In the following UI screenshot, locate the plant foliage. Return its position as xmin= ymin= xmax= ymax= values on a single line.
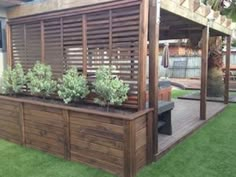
xmin=26 ymin=62 xmax=57 ymax=98
xmin=58 ymin=67 xmax=89 ymax=104
xmin=1 ymin=63 xmax=26 ymax=95
xmin=93 ymin=66 xmax=129 ymax=110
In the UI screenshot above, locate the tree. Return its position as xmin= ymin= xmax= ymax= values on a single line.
xmin=201 ymin=0 xmax=236 ymax=97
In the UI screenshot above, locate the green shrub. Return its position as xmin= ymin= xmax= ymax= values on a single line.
xmin=26 ymin=62 xmax=57 ymax=98
xmin=58 ymin=67 xmax=89 ymax=104
xmin=93 ymin=66 xmax=129 ymax=111
xmin=1 ymin=63 xmax=26 ymax=95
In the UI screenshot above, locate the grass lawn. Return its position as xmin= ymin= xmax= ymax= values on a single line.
xmin=171 ymin=89 xmax=196 ymax=99
xmin=1 ymin=104 xmax=236 ymax=177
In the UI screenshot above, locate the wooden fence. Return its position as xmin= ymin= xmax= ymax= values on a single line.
xmin=0 ymin=95 xmax=153 ymax=177
xmin=7 ymin=0 xmax=149 ymax=109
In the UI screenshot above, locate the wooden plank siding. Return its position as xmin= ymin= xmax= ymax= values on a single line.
xmin=0 ymin=95 xmax=153 ymax=177
xmin=0 ymin=99 xmax=22 ymax=144
xmin=8 ymin=0 xmax=147 ymax=109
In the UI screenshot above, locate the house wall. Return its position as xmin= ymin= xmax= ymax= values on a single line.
xmin=0 ymin=8 xmax=7 ymax=91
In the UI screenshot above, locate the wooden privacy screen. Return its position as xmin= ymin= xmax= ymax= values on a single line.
xmin=8 ymin=0 xmax=148 ymax=109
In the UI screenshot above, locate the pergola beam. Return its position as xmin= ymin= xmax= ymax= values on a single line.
xmin=224 ymin=36 xmax=231 ymax=104
xmin=200 ymin=26 xmax=209 ymax=120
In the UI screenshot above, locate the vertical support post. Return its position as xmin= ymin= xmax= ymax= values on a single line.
xmin=224 ymin=36 xmax=231 ymax=104
xmin=146 ymin=111 xmax=153 ymax=164
xmin=109 ymin=10 xmax=112 ymax=65
xmin=41 ymin=21 xmax=45 ymax=63
xmin=124 ymin=120 xmax=136 ymax=177
xmin=19 ymin=103 xmax=25 ymax=146
xmin=138 ymin=0 xmax=149 ymax=110
xmin=82 ymin=15 xmax=87 ymax=76
xmin=6 ymin=23 xmax=12 ymax=68
xmin=200 ymin=26 xmax=209 ymax=120
xmin=63 ymin=110 xmax=71 ymax=160
xmin=148 ymin=0 xmax=160 ymax=156
xmin=23 ymin=24 xmax=27 ymax=65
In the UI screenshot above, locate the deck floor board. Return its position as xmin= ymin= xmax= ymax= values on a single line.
xmin=158 ymin=99 xmax=226 ymax=155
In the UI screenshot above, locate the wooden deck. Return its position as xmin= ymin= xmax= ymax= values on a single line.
xmin=157 ymin=99 xmax=226 ymax=158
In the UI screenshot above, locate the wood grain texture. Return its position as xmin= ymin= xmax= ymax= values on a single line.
xmin=148 ymin=0 xmax=160 ymax=155
xmin=224 ymin=36 xmax=231 ymax=104
xmin=0 ymin=95 xmax=153 ymax=177
xmin=200 ymin=26 xmax=209 ymax=120
xmin=0 ymin=99 xmax=22 ymax=144
xmin=138 ymin=0 xmax=149 ymax=110
xmin=9 ymin=1 xmax=142 ymax=108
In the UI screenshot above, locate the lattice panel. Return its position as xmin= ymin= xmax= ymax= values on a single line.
xmin=44 ymin=19 xmax=64 ymax=77
xmin=111 ymin=6 xmax=140 ymax=95
xmin=63 ymin=15 xmax=83 ymax=72
xmin=10 ymin=1 xmax=142 ymax=108
xmin=86 ymin=11 xmax=110 ymax=81
xmin=11 ymin=24 xmax=26 ymax=69
xmin=25 ymin=22 xmax=41 ymax=70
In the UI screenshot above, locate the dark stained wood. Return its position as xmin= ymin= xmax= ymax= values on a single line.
xmin=41 ymin=21 xmax=45 ymax=63
xmin=10 ymin=2 xmax=142 ymax=108
xmin=200 ymin=26 xmax=209 ymax=120
xmin=146 ymin=111 xmax=153 ymax=164
xmin=0 ymin=99 xmax=21 ymax=144
xmin=6 ymin=23 xmax=13 ymax=67
xmin=19 ymin=103 xmax=25 ymax=145
xmin=63 ymin=110 xmax=71 ymax=160
xmin=138 ymin=0 xmax=149 ymax=110
xmin=0 ymin=95 xmax=153 ymax=177
xmin=124 ymin=120 xmax=136 ymax=177
xmin=82 ymin=14 xmax=87 ymax=76
xmin=157 ymin=99 xmax=226 ymax=158
xmin=224 ymin=36 xmax=231 ymax=104
xmin=8 ymin=0 xmax=140 ymax=24
xmin=148 ymin=0 xmax=160 ymax=156
xmin=109 ymin=9 xmax=112 ymax=64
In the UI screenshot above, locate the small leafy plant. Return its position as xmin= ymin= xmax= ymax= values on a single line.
xmin=93 ymin=66 xmax=129 ymax=111
xmin=58 ymin=67 xmax=89 ymax=104
xmin=1 ymin=63 xmax=26 ymax=96
xmin=26 ymin=61 xmax=57 ymax=98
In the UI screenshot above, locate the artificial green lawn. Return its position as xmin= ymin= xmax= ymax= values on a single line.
xmin=171 ymin=89 xmax=196 ymax=99
xmin=1 ymin=104 xmax=236 ymax=177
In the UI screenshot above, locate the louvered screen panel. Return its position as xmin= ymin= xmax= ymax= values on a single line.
xmin=111 ymin=6 xmax=140 ymax=99
xmin=11 ymin=24 xmax=26 ymax=69
xmin=25 ymin=22 xmax=41 ymax=70
xmin=86 ymin=11 xmax=110 ymax=81
xmin=44 ymin=19 xmax=64 ymax=77
xmin=10 ymin=1 xmax=142 ymax=108
xmin=63 ymin=15 xmax=83 ymax=72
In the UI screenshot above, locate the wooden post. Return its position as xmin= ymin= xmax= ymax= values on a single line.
xmin=148 ymin=0 xmax=160 ymax=156
xmin=63 ymin=110 xmax=71 ymax=160
xmin=19 ymin=103 xmax=25 ymax=146
xmin=124 ymin=120 xmax=136 ymax=177
xmin=82 ymin=15 xmax=88 ymax=76
xmin=146 ymin=111 xmax=153 ymax=164
xmin=109 ymin=10 xmax=112 ymax=65
xmin=138 ymin=0 xmax=149 ymax=110
xmin=41 ymin=21 xmax=45 ymax=63
xmin=200 ymin=26 xmax=209 ymax=120
xmin=224 ymin=36 xmax=231 ymax=104
xmin=6 ymin=23 xmax=12 ymax=68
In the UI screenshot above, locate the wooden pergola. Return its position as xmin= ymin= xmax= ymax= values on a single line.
xmin=5 ymin=0 xmax=233 ymax=173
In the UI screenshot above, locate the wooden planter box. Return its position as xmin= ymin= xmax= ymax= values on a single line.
xmin=0 ymin=96 xmax=154 ymax=177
